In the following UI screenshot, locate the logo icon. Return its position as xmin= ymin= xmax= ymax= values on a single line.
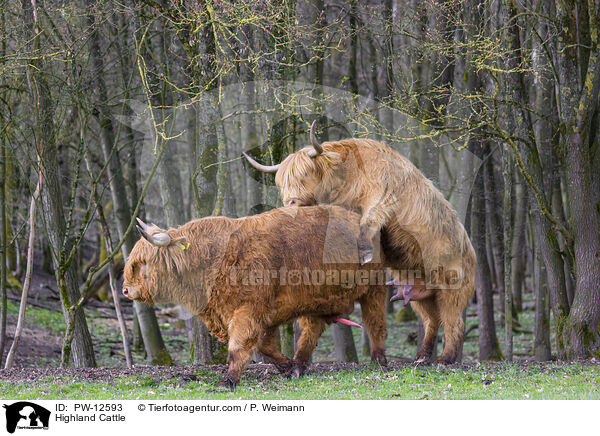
xmin=3 ymin=402 xmax=50 ymax=434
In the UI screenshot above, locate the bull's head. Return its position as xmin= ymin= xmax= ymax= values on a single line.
xmin=122 ymin=254 xmax=155 ymax=304
xmin=122 ymin=218 xmax=173 ymax=303
xmin=243 ymin=120 xmax=341 ymax=207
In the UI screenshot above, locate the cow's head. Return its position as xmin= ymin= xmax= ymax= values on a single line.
xmin=122 ymin=257 xmax=155 ymax=304
xmin=243 ymin=121 xmax=342 ymax=207
xmin=122 ymin=219 xmax=174 ymax=304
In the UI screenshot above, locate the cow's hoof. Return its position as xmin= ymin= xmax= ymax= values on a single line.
xmin=359 ymin=249 xmax=374 ymax=265
xmin=436 ymin=356 xmax=456 ymax=365
xmin=292 ymin=362 xmax=308 ymax=378
xmin=276 ymin=361 xmax=295 ymax=378
xmin=215 ymin=377 xmax=237 ymax=391
xmin=292 ymin=367 xmax=306 ymax=378
xmin=413 ymin=354 xmax=433 ymax=365
xmin=357 ymin=237 xmax=374 ymax=265
xmin=371 ymin=351 xmax=388 ymax=367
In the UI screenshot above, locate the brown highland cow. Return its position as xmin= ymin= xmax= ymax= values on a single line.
xmin=122 ymin=205 xmax=387 ymax=389
xmin=243 ymin=121 xmax=476 ymax=364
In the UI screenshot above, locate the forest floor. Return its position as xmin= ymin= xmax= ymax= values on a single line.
xmin=0 ymin=361 xmax=599 ymax=400
xmin=0 ymin=266 xmax=599 ymax=399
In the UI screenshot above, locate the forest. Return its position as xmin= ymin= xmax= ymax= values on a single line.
xmin=0 ymin=0 xmax=599 ymax=399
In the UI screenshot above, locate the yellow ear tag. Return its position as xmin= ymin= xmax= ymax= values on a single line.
xmin=178 ymin=242 xmax=190 ymax=251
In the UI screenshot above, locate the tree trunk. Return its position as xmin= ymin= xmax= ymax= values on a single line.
xmin=4 ymin=169 xmax=40 ymax=369
xmin=483 ymin=154 xmax=505 ymax=314
xmin=23 ymin=0 xmax=96 ymax=368
xmin=532 ymin=223 xmax=551 ymax=361
xmin=165 ymin=105 xmax=208 ymax=365
xmin=115 ymin=11 xmax=144 ymax=350
xmin=555 ymin=2 xmax=600 ymax=358
xmin=529 ymin=5 xmax=570 ymax=357
xmin=0 ymin=82 xmax=6 ymax=366
xmin=561 ymin=127 xmax=600 ymax=358
xmin=0 ymin=6 xmax=6 ymax=361
xmin=307 ymin=0 xmax=357 ymax=361
xmin=239 ymin=67 xmax=262 ymax=214
xmin=280 ymin=323 xmax=295 ymax=358
xmin=87 ymin=3 xmax=171 ymax=365
xmin=511 ymin=176 xmax=527 ymax=312
xmin=331 ymin=324 xmax=359 ymax=363
xmin=361 ymin=328 xmax=371 ymax=357
xmin=41 ymin=150 xmax=97 ymax=368
xmin=471 ymin=156 xmax=502 ymax=361
xmin=502 ymin=149 xmax=513 ymax=361
xmin=502 ymin=0 xmax=572 ymax=357
xmin=93 ymin=198 xmax=133 ymax=367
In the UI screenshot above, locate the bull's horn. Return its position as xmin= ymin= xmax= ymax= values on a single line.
xmin=136 ymin=217 xmax=150 ymax=231
xmin=136 ymin=217 xmax=171 ymax=247
xmin=242 ymin=152 xmax=280 ymax=173
xmin=137 ymin=227 xmax=171 ymax=247
xmin=308 ymin=120 xmax=323 ymax=157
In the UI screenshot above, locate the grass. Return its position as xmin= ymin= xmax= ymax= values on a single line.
xmin=2 ymin=289 xmax=598 ymax=400
xmin=0 ymin=363 xmax=598 ymax=400
xmin=5 ymin=299 xmax=65 ymax=334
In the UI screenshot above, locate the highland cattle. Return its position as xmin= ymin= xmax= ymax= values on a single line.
xmin=243 ymin=121 xmax=476 ymax=363
xmin=122 ymin=206 xmax=387 ymax=389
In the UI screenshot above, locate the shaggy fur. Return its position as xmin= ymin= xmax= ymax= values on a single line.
xmin=122 ymin=205 xmax=387 ymax=389
xmin=273 ymin=138 xmax=476 ymax=363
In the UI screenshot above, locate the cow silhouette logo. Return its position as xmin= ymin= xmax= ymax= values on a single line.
xmin=2 ymin=402 xmax=50 ymax=433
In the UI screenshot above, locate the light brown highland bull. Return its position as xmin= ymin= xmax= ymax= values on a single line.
xmin=243 ymin=122 xmax=476 ymax=364
xmin=122 ymin=206 xmax=387 ymax=389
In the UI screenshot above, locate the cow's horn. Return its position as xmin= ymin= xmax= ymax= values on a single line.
xmin=136 ymin=217 xmax=171 ymax=247
xmin=308 ymin=120 xmax=323 ymax=157
xmin=242 ymin=152 xmax=280 ymax=173
xmin=136 ymin=217 xmax=150 ymax=231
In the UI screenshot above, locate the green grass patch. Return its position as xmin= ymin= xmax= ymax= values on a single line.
xmin=6 ymin=300 xmax=65 ymax=334
xmin=4 ymin=287 xmax=597 ymax=401
xmin=1 ymin=363 xmax=598 ymax=400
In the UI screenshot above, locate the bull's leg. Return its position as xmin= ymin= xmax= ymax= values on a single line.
xmin=293 ymin=316 xmax=327 ymax=377
xmin=358 ymin=202 xmax=388 ymax=264
xmin=411 ymin=298 xmax=440 ymax=363
xmin=257 ymin=327 xmax=294 ymax=376
xmin=437 ymin=289 xmax=467 ymax=364
xmin=358 ymin=226 xmax=377 ymax=265
xmin=358 ymin=290 xmax=387 ymax=366
xmin=216 ymin=307 xmax=261 ymax=390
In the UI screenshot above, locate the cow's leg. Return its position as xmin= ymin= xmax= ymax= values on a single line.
xmin=411 ymin=298 xmax=440 ymax=363
xmin=293 ymin=316 xmax=326 ymax=377
xmin=437 ymin=289 xmax=467 ymax=364
xmin=216 ymin=307 xmax=261 ymax=390
xmin=358 ymin=202 xmax=388 ymax=264
xmin=358 ymin=290 xmax=387 ymax=366
xmin=257 ymin=327 xmax=294 ymax=376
